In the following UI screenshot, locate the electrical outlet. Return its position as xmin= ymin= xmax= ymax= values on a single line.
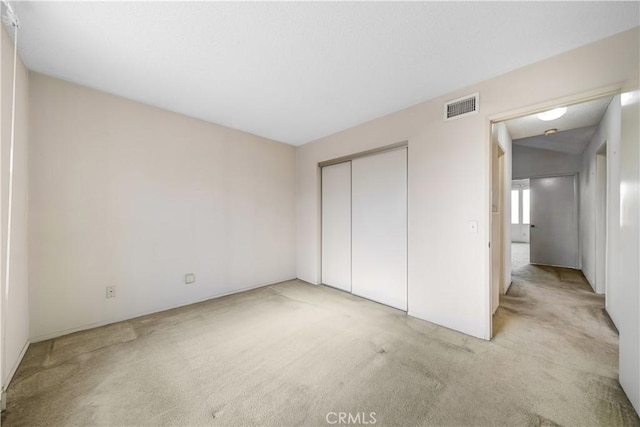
xmin=106 ymin=286 xmax=116 ymax=298
xmin=185 ymin=273 xmax=195 ymax=284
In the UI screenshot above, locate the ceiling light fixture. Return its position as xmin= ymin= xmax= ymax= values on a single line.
xmin=621 ymin=91 xmax=639 ymax=106
xmin=537 ymin=107 xmax=567 ymax=121
xmin=544 ymin=128 xmax=558 ymax=136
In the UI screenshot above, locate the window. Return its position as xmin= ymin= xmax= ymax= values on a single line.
xmin=511 ymin=185 xmax=531 ymax=225
xmin=511 ymin=190 xmax=519 ymax=224
xmin=522 ymin=189 xmax=530 ymax=224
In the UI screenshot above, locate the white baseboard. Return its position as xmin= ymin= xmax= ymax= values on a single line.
xmin=2 ymin=338 xmax=30 ymax=406
xmin=504 ymin=280 xmax=512 ymax=293
xmin=31 ymin=277 xmax=297 ymax=343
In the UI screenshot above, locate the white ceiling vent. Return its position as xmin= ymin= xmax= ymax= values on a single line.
xmin=444 ymin=93 xmax=479 ymax=121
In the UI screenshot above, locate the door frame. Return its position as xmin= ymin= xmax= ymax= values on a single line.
xmin=595 ymin=142 xmax=608 ymax=295
xmin=485 ymin=85 xmax=621 ymax=339
xmin=490 ymin=139 xmax=505 ymax=315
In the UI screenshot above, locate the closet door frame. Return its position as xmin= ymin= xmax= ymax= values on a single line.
xmin=319 ymin=141 xmax=408 ymax=311
xmin=318 ymin=141 xmax=408 ymax=169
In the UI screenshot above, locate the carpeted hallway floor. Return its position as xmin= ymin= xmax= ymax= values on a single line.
xmin=3 ymin=266 xmax=639 ymax=426
xmin=511 ymin=242 xmax=530 ymax=271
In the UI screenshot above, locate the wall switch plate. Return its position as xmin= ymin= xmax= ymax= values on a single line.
xmin=468 ymin=221 xmax=478 ymax=233
xmin=106 ymin=286 xmax=116 ymax=298
xmin=185 ymin=273 xmax=196 ymax=284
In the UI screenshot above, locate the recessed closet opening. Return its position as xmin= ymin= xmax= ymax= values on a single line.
xmin=320 ymin=143 xmax=408 ymax=311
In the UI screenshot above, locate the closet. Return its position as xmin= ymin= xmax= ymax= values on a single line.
xmin=321 ymin=146 xmax=407 ymax=311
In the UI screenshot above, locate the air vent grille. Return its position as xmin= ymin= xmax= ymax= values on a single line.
xmin=444 ymin=93 xmax=479 ymax=121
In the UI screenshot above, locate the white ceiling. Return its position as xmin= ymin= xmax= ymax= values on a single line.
xmin=507 ymin=96 xmax=613 ymax=155
xmin=9 ymin=2 xmax=640 ymax=146
xmin=511 ymin=126 xmax=598 ymax=155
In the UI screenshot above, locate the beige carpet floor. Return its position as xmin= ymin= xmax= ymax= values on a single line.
xmin=511 ymin=242 xmax=530 ymax=271
xmin=3 ymin=266 xmax=639 ymax=426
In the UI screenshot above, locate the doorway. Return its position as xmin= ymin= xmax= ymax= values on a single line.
xmin=529 ymin=174 xmax=579 ymax=268
xmin=595 ymin=143 xmax=607 ymax=294
xmin=489 ymin=93 xmax=617 ymax=330
xmin=491 ymin=140 xmax=505 ymax=314
xmin=510 ymin=175 xmax=579 ymax=270
xmin=510 ymin=179 xmax=530 ymax=270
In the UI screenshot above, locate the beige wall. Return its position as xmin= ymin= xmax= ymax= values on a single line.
xmin=618 ymin=79 xmax=640 ymax=414
xmin=1 ymin=25 xmax=29 ymax=389
xmin=296 ymin=27 xmax=640 ymax=340
xmin=579 ymin=96 xmax=621 ymax=295
xmin=28 ymin=73 xmax=296 ymax=341
xmin=512 ymin=145 xmax=582 ymax=179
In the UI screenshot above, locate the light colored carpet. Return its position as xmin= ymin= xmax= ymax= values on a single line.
xmin=3 ymin=271 xmax=639 ymax=426
xmin=511 ymin=242 xmax=530 ymax=271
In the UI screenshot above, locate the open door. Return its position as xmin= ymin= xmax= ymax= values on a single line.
xmin=530 ymin=175 xmax=579 ymax=268
xmin=491 ymin=142 xmax=505 ymax=314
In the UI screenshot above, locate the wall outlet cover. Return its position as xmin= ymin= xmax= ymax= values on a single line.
xmin=185 ymin=273 xmax=196 ymax=284
xmin=106 ymin=286 xmax=116 ymax=298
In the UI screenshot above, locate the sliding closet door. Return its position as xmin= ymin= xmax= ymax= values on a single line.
xmin=352 ymin=148 xmax=407 ymax=310
xmin=321 ymin=161 xmax=352 ymax=292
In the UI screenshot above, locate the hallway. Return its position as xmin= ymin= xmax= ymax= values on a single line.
xmin=494 ymin=258 xmax=639 ymax=425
